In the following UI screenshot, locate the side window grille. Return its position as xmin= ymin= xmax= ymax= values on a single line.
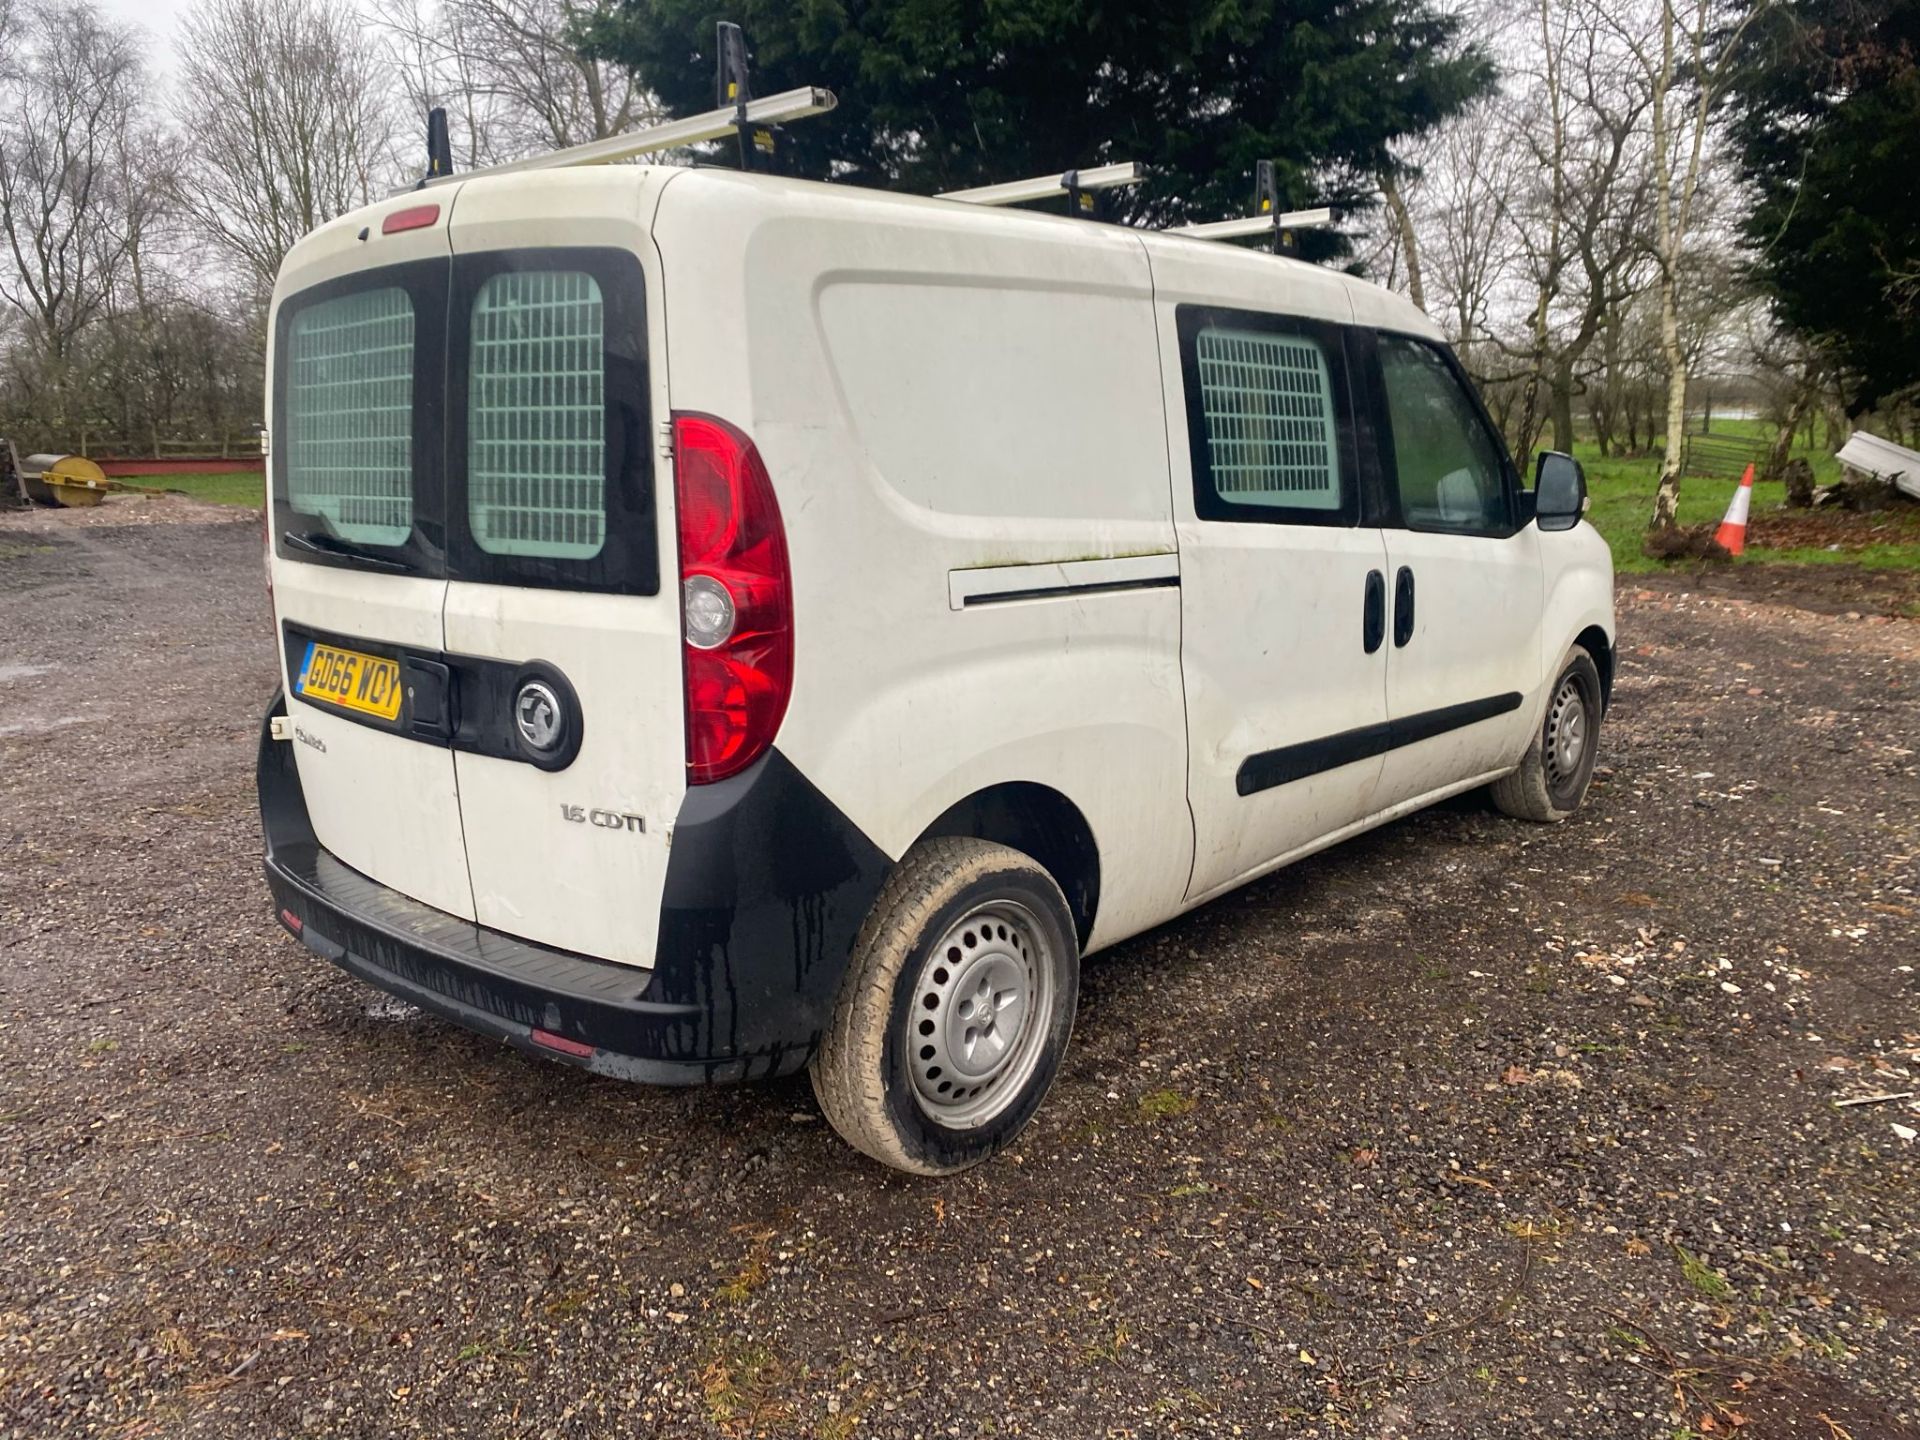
xmin=468 ymin=270 xmax=606 ymax=558
xmin=286 ymin=287 xmax=414 ymax=545
xmin=1195 ymin=327 xmax=1340 ymax=510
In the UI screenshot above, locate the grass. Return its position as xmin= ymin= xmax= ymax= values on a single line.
xmin=1137 ymin=1088 xmax=1196 ymax=1120
xmin=137 ymin=470 xmax=264 ymax=507
xmin=1674 ymin=1242 xmax=1732 ymax=1299
xmin=1575 ymin=416 xmax=1920 ymax=574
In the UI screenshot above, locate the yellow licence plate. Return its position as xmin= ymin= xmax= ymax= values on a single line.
xmin=297 ymin=641 xmax=403 ymax=721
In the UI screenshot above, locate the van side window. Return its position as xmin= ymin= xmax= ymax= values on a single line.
xmin=1376 ymin=335 xmax=1511 ymax=535
xmin=1177 ymin=307 xmax=1356 ymax=525
xmin=468 ymin=270 xmax=606 ymax=559
xmin=285 ymin=286 xmax=415 ymax=546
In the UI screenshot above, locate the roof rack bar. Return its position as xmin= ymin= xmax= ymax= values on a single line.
xmin=938 ymin=161 xmax=1144 ymax=208
xmin=1173 ymin=207 xmax=1334 ymax=240
xmin=399 ymin=85 xmax=838 ymax=194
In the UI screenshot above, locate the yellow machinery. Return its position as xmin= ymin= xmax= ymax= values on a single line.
xmin=21 ymin=453 xmax=110 ymax=507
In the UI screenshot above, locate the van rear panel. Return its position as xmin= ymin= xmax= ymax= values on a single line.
xmin=266 ymin=172 xmax=683 ymax=967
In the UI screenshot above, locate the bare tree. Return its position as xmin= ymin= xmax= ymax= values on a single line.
xmin=0 ymin=0 xmax=143 ymax=434
xmin=173 ymin=0 xmax=396 ymax=295
xmin=1599 ymin=0 xmax=1759 ymax=529
xmin=1412 ymin=101 xmax=1525 ymax=359
xmin=87 ymin=112 xmax=189 ymax=453
xmin=376 ymin=0 xmax=652 ymax=167
xmin=1488 ymin=0 xmax=1656 ymax=459
xmin=1377 ymin=161 xmax=1428 ymax=314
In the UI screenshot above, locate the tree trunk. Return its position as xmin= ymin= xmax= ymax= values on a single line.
xmin=1764 ymin=385 xmax=1815 ymax=484
xmin=1550 ymin=359 xmax=1576 ymax=453
xmin=1650 ymin=277 xmax=1688 ymax=530
xmin=1380 ymin=169 xmax=1426 ymax=315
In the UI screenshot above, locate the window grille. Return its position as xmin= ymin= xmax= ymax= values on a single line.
xmin=286 ymin=287 xmax=415 ymax=545
xmin=1195 ymin=327 xmax=1339 ymax=510
xmin=468 ymin=270 xmax=606 ymax=558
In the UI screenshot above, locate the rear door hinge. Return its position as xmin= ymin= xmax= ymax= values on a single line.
xmin=270 ymin=714 xmax=293 ymax=742
xmin=656 ymin=418 xmax=674 ymax=462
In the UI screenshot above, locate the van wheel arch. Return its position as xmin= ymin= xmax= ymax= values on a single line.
xmin=916 ymin=784 xmax=1100 ymax=948
xmin=1576 ymin=624 xmax=1614 ymax=712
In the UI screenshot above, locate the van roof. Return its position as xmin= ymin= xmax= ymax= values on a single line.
xmin=284 ymin=164 xmax=1439 ymax=342
xmin=634 ymin=166 xmax=1441 ymax=341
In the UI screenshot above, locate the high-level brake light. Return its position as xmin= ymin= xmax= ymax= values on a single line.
xmin=381 ymin=204 xmax=440 ymax=235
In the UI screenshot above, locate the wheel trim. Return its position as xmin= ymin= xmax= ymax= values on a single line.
xmin=907 ymin=900 xmax=1054 ymax=1129
xmin=1542 ymin=674 xmax=1591 ymax=794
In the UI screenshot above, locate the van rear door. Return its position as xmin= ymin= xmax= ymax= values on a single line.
xmin=440 ymin=175 xmax=685 ymax=967
xmin=268 ymin=204 xmax=473 ymax=921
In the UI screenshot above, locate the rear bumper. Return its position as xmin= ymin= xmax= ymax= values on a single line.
xmin=258 ymin=694 xmax=891 ymax=1085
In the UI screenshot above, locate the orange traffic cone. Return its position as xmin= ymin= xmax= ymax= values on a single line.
xmin=1714 ymin=463 xmax=1754 ymax=556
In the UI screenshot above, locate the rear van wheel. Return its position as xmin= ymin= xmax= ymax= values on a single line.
xmin=1492 ymin=644 xmax=1604 ymax=823
xmin=810 ymin=838 xmax=1080 ymax=1175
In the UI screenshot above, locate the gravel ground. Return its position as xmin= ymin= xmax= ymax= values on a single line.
xmin=2 ymin=503 xmax=1917 ymax=1440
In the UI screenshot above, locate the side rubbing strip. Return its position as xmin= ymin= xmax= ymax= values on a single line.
xmin=1236 ymin=692 xmax=1523 ymax=797
xmin=949 ymin=553 xmax=1180 ymax=610
xmin=965 ymin=575 xmax=1179 ymax=608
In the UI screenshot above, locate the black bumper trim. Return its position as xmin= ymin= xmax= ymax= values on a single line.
xmin=257 ymin=692 xmax=894 ymax=1085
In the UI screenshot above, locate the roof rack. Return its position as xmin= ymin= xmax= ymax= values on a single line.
xmin=400 ymin=23 xmax=834 ymax=194
xmin=1170 ymin=161 xmax=1332 ymax=255
xmin=399 ymin=86 xmax=836 ymax=195
xmin=938 ymin=162 xmax=1144 ymax=218
xmin=400 ymin=40 xmax=1330 ymax=259
xmin=1173 ymin=207 xmax=1333 ymax=241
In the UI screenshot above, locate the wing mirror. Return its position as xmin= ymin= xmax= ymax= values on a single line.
xmin=1534 ymin=451 xmax=1587 ymax=532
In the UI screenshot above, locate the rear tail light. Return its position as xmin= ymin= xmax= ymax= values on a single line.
xmin=672 ymin=413 xmax=793 ymax=784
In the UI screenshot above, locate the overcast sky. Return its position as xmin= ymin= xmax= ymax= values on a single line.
xmin=96 ymin=0 xmax=192 ymax=78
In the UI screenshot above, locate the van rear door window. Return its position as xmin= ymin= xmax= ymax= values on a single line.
xmin=445 ymin=248 xmax=657 ymax=596
xmin=467 ymin=270 xmax=607 ymax=559
xmin=273 ymin=248 xmax=654 ymax=593
xmin=285 ymin=287 xmax=416 ymax=546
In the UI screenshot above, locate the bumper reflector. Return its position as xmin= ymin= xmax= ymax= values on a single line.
xmin=280 ymin=908 xmax=303 ymax=934
xmin=530 ymin=1028 xmax=595 ymax=1059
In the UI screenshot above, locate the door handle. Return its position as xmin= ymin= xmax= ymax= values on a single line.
xmin=403 ymin=657 xmax=454 ymax=742
xmin=1363 ymin=570 xmax=1385 ymax=654
xmin=1393 ymin=567 xmax=1415 ymax=648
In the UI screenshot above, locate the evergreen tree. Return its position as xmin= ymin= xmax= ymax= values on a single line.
xmin=579 ymin=0 xmax=1492 ymax=230
xmin=1724 ymin=0 xmax=1920 ymax=411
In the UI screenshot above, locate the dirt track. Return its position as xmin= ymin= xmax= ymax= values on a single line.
xmin=2 ymin=504 xmax=1917 ymax=1439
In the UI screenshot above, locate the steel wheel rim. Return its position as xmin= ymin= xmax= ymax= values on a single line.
xmin=906 ymin=900 xmax=1054 ymax=1129
xmin=1543 ymin=674 xmax=1590 ymax=791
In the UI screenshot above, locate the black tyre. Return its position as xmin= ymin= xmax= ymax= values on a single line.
xmin=810 ymin=837 xmax=1080 ymax=1175
xmin=1492 ymin=644 xmax=1604 ymax=822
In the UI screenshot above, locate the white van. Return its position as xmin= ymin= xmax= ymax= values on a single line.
xmin=258 ymin=164 xmax=1614 ymax=1174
